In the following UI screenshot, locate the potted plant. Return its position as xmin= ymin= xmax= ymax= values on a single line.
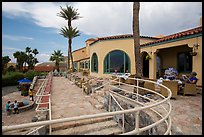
xmin=145 ymin=54 xmax=151 ymax=60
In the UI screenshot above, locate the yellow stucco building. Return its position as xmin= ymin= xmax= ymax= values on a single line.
xmin=72 ymin=18 xmax=202 ymax=86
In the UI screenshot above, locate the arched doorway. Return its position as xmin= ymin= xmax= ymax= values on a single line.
xmin=142 ymin=52 xmax=149 ymax=78
xmin=91 ymin=53 xmax=98 ymax=73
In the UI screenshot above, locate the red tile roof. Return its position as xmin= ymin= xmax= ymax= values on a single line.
xmin=90 ymin=34 xmax=159 ymax=45
xmin=141 ymin=26 xmax=202 ymax=47
xmin=72 ymin=47 xmax=86 ymax=53
xmin=34 ymin=66 xmax=54 ymax=72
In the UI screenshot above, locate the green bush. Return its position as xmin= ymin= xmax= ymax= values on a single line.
xmin=2 ymin=72 xmax=25 ymax=87
xmin=24 ymin=71 xmax=48 ymax=80
xmin=21 ymin=90 xmax=28 ymax=96
xmin=2 ymin=71 xmax=49 ymax=87
xmin=24 ymin=70 xmax=37 ymax=81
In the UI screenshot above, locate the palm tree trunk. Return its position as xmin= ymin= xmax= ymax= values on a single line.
xmin=68 ymin=38 xmax=74 ymax=71
xmin=67 ymin=40 xmax=70 ymax=70
xmin=69 ymin=39 xmax=74 ymax=71
xmin=133 ymin=2 xmax=142 ymax=78
xmin=56 ymin=61 xmax=59 ymax=72
xmin=67 ymin=18 xmax=72 ymax=71
xmin=70 ymin=48 xmax=74 ymax=71
xmin=133 ymin=2 xmax=144 ymax=93
xmin=68 ymin=21 xmax=71 ymax=29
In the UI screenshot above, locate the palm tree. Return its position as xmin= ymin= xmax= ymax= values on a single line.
xmin=60 ymin=26 xmax=80 ymax=70
xmin=133 ymin=2 xmax=144 ymax=93
xmin=2 ymin=56 xmax=11 ymax=73
xmin=32 ymin=48 xmax=39 ymax=69
xmin=57 ymin=5 xmax=81 ymax=29
xmin=133 ymin=2 xmax=143 ymax=78
xmin=13 ymin=51 xmax=27 ymax=71
xmin=57 ymin=5 xmax=81 ymax=70
xmin=25 ymin=47 xmax=39 ymax=70
xmin=32 ymin=48 xmax=39 ymax=58
xmin=25 ymin=47 xmax=32 ymax=68
xmin=50 ymin=50 xmax=65 ymax=72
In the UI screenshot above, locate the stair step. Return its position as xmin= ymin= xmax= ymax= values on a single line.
xmin=52 ymin=120 xmax=120 ymax=135
xmin=94 ymin=95 xmax=105 ymax=104
xmin=52 ymin=116 xmax=113 ymax=132
xmin=87 ymin=96 xmax=104 ymax=109
xmin=84 ymin=126 xmax=123 ymax=135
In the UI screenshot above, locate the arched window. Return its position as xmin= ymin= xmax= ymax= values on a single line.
xmin=104 ymin=50 xmax=130 ymax=73
xmin=91 ymin=53 xmax=98 ymax=73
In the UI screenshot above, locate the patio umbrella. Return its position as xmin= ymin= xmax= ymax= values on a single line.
xmin=17 ymin=78 xmax=32 ymax=83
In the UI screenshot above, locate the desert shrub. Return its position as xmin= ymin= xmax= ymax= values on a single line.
xmin=21 ymin=90 xmax=29 ymax=96
xmin=24 ymin=70 xmax=38 ymax=81
xmin=2 ymin=72 xmax=25 ymax=87
xmin=24 ymin=70 xmax=48 ymax=80
xmin=2 ymin=71 xmax=49 ymax=87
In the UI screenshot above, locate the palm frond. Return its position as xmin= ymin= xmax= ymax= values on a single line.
xmin=57 ymin=5 xmax=81 ymax=21
xmin=59 ymin=26 xmax=80 ymax=39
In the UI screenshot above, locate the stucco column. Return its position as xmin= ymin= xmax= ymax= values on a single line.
xmin=149 ymin=51 xmax=157 ymax=79
xmin=189 ymin=37 xmax=202 ymax=86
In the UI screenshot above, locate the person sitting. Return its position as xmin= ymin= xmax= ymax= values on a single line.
xmin=6 ymin=100 xmax=11 ymax=116
xmin=183 ymin=72 xmax=198 ymax=84
xmin=13 ymin=100 xmax=19 ymax=114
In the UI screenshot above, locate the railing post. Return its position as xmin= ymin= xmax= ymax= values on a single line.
xmin=49 ymin=97 xmax=52 ymax=135
xmin=122 ymin=113 xmax=125 ymax=133
xmin=136 ymin=78 xmax=139 ymax=102
xmin=119 ymin=76 xmax=120 ymax=88
xmin=108 ymin=78 xmax=110 ymax=91
xmin=109 ymin=95 xmax=111 ymax=112
xmin=135 ymin=111 xmax=140 ymax=135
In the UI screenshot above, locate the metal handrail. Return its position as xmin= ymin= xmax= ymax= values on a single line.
xmin=109 ymin=93 xmax=125 ymax=133
xmin=110 ymin=77 xmax=172 ymax=135
xmin=2 ymin=77 xmax=172 ymax=135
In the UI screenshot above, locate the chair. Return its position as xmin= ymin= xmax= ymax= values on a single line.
xmin=144 ymin=80 xmax=155 ymax=94
xmin=183 ymin=83 xmax=197 ymax=96
xmin=77 ymin=77 xmax=85 ymax=88
xmin=160 ymin=80 xmax=178 ymax=98
xmin=124 ymin=75 xmax=135 ymax=85
xmin=111 ymin=76 xmax=119 ymax=85
xmin=82 ymin=82 xmax=92 ymax=95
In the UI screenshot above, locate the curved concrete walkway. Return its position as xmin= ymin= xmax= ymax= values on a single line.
xmin=50 ymin=77 xmax=107 ymax=130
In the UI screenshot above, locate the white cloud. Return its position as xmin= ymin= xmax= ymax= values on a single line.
xmin=2 ymin=2 xmax=202 ymax=37
xmin=72 ymin=2 xmax=133 ymax=36
xmin=2 ymin=46 xmax=23 ymax=51
xmin=2 ymin=46 xmax=23 ymax=63
xmin=140 ymin=2 xmax=202 ymax=36
xmin=3 ymin=34 xmax=34 ymax=41
xmin=36 ymin=53 xmax=51 ymax=63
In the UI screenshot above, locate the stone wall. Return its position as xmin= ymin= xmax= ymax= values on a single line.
xmin=29 ymin=111 xmax=49 ymax=135
xmin=104 ymin=94 xmax=158 ymax=135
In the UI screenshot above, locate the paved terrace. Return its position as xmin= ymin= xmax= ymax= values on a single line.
xmin=50 ymin=77 xmax=107 ymax=130
xmin=50 ymin=76 xmax=202 ymax=135
xmin=2 ymin=76 xmax=202 ymax=135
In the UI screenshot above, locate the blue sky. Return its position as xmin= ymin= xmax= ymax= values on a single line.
xmin=2 ymin=2 xmax=202 ymax=64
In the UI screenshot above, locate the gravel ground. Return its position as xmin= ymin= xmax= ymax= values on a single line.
xmin=2 ymin=86 xmax=19 ymax=96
